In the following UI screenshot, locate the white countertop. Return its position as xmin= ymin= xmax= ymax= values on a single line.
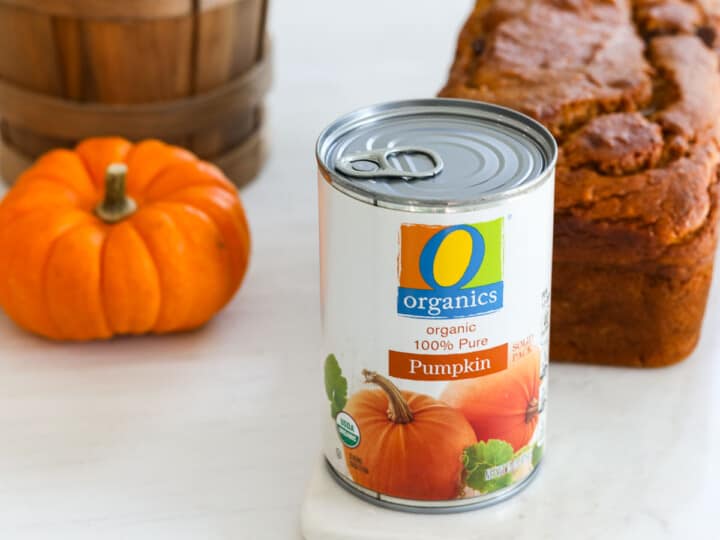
xmin=0 ymin=1 xmax=718 ymax=539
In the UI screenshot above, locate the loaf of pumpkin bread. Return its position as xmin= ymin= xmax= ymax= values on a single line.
xmin=440 ymin=0 xmax=720 ymax=367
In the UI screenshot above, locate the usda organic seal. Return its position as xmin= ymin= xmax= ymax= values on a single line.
xmin=335 ymin=412 xmax=360 ymax=449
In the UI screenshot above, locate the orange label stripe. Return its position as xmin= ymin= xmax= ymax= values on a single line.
xmin=388 ymin=344 xmax=508 ymax=381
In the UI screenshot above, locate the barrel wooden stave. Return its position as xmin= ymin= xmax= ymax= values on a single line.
xmin=0 ymin=4 xmax=62 ymax=94
xmin=192 ymin=0 xmax=265 ymax=159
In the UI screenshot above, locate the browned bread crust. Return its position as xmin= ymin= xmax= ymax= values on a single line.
xmin=441 ymin=0 xmax=720 ymax=367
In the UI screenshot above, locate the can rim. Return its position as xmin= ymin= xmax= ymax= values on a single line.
xmin=316 ymin=98 xmax=558 ymax=212
xmin=324 ymin=458 xmax=543 ymax=513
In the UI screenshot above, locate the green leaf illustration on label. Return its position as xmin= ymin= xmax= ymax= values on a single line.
xmin=463 ymin=439 xmax=515 ymax=493
xmin=532 ymin=442 xmax=543 ymax=468
xmin=324 ymin=354 xmax=348 ymax=419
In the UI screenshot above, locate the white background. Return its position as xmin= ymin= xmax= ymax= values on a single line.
xmin=0 ymin=1 xmax=718 ymax=539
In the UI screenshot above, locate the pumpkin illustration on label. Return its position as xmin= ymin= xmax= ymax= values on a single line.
xmin=440 ymin=346 xmax=541 ymax=451
xmin=343 ymin=369 xmax=477 ymax=500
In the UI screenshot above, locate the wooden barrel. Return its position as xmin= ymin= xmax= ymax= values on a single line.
xmin=0 ymin=0 xmax=270 ymax=187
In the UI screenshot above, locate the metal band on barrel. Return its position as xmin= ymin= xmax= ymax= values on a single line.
xmin=0 ymin=41 xmax=272 ymax=140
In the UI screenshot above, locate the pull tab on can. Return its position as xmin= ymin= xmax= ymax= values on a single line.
xmin=335 ymin=146 xmax=443 ymax=180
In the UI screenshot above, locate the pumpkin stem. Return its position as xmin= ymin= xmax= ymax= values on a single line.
xmin=362 ymin=369 xmax=414 ymax=424
xmin=525 ymin=397 xmax=540 ymax=424
xmin=95 ymin=163 xmax=137 ymax=223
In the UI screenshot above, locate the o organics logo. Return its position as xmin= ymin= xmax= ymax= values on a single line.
xmin=398 ymin=219 xmax=503 ymax=319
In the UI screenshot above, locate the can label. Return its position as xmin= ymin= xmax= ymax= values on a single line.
xmin=320 ymin=174 xmax=553 ymax=508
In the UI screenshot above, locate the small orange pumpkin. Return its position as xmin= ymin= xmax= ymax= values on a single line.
xmin=344 ymin=370 xmax=476 ymax=500
xmin=0 ymin=138 xmax=250 ymax=340
xmin=440 ymin=347 xmax=541 ymax=451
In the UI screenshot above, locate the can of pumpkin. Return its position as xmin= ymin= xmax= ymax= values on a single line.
xmin=316 ymin=99 xmax=557 ymax=512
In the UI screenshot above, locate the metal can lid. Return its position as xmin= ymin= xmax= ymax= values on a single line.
xmin=316 ymin=99 xmax=557 ymax=211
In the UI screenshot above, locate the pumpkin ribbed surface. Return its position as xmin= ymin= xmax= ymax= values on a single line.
xmin=0 ymin=138 xmax=250 ymax=340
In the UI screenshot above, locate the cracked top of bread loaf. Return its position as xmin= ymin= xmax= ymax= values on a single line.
xmin=440 ymin=0 xmax=720 ymax=264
